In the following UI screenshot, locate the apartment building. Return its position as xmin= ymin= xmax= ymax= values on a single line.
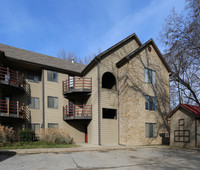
xmin=0 ymin=33 xmax=171 ymax=145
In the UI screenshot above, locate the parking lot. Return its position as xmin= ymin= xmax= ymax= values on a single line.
xmin=0 ymin=147 xmax=200 ymax=170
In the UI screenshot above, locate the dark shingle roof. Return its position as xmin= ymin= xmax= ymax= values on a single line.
xmin=0 ymin=43 xmax=86 ymax=74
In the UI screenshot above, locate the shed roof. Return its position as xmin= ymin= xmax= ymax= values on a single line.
xmin=167 ymin=103 xmax=200 ymax=119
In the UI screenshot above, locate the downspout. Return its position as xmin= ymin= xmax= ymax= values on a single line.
xmin=117 ymin=68 xmax=120 ymax=145
xmin=195 ymin=118 xmax=197 ymax=148
xmin=42 ymin=68 xmax=45 ymax=129
xmin=97 ymin=59 xmax=101 ymax=145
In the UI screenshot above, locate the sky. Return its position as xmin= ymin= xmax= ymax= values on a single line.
xmin=0 ymin=0 xmax=186 ymax=61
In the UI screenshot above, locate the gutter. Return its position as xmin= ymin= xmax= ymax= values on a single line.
xmin=97 ymin=58 xmax=101 ymax=145
xmin=42 ymin=68 xmax=45 ymax=128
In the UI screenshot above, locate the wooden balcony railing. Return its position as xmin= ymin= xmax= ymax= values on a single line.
xmin=0 ymin=99 xmax=30 ymax=120
xmin=0 ymin=66 xmax=29 ymax=92
xmin=63 ymin=105 xmax=92 ymax=120
xmin=63 ymin=76 xmax=92 ymax=93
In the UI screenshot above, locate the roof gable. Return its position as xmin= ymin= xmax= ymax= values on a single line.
xmin=167 ymin=103 xmax=200 ymax=119
xmin=116 ymin=39 xmax=171 ymax=73
xmin=82 ymin=33 xmax=142 ymax=75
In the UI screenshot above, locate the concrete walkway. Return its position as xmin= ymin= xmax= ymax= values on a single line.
xmin=0 ymin=144 xmax=170 ymax=154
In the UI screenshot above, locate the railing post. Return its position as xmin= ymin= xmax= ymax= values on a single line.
xmin=62 ymin=81 xmax=64 ymax=93
xmin=83 ymin=77 xmax=84 ymax=90
xmin=73 ymin=76 xmax=75 ymax=89
xmin=7 ymin=99 xmax=10 ymax=117
xmin=63 ymin=106 xmax=64 ymax=119
xmin=17 ymin=101 xmax=19 ymax=118
xmin=16 ymin=71 xmax=19 ymax=86
xmin=23 ymin=104 xmax=26 ymax=119
xmin=68 ymin=75 xmax=70 ymax=90
xmin=83 ymin=105 xmax=85 ymax=117
xmin=91 ymin=77 xmax=92 ymax=89
xmin=74 ymin=104 xmax=75 ymax=117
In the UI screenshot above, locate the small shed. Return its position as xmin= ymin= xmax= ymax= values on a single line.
xmin=167 ymin=104 xmax=200 ymax=149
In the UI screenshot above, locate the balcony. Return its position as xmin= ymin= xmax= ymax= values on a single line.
xmin=63 ymin=105 xmax=92 ymax=120
xmin=0 ymin=66 xmax=29 ymax=92
xmin=0 ymin=99 xmax=30 ymax=120
xmin=63 ymin=76 xmax=92 ymax=96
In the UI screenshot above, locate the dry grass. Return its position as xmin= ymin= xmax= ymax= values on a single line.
xmin=0 ymin=124 xmax=15 ymax=143
xmin=37 ymin=127 xmax=74 ymax=144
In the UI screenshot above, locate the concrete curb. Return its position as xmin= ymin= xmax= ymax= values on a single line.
xmin=1 ymin=145 xmax=132 ymax=154
xmin=0 ymin=145 xmax=174 ymax=155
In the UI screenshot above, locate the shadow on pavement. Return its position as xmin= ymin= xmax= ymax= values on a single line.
xmin=0 ymin=151 xmax=16 ymax=162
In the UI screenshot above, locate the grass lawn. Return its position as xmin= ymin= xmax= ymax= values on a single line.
xmin=0 ymin=141 xmax=77 ymax=149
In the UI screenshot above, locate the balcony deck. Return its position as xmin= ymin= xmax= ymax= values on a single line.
xmin=0 ymin=66 xmax=29 ymax=92
xmin=63 ymin=105 xmax=92 ymax=120
xmin=63 ymin=77 xmax=92 ymax=96
xmin=0 ymin=99 xmax=30 ymax=120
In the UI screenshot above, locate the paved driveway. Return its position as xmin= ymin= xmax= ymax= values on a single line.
xmin=0 ymin=147 xmax=200 ymax=170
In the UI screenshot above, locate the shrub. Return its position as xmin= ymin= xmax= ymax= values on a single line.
xmin=38 ymin=127 xmax=73 ymax=144
xmin=0 ymin=124 xmax=15 ymax=143
xmin=18 ymin=129 xmax=35 ymax=142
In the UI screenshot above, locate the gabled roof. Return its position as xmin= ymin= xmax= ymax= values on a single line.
xmin=167 ymin=103 xmax=200 ymax=119
xmin=0 ymin=43 xmax=86 ymax=74
xmin=82 ymin=33 xmax=142 ymax=75
xmin=116 ymin=39 xmax=171 ymax=73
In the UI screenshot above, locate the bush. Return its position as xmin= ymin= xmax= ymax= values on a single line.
xmin=0 ymin=124 xmax=15 ymax=143
xmin=38 ymin=127 xmax=73 ymax=144
xmin=18 ymin=129 xmax=35 ymax=142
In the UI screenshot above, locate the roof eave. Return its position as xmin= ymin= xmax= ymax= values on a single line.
xmin=82 ymin=33 xmax=142 ymax=75
xmin=116 ymin=39 xmax=171 ymax=74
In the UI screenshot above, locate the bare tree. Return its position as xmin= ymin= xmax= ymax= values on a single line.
xmin=57 ymin=48 xmax=101 ymax=65
xmin=159 ymin=0 xmax=200 ymax=107
xmin=57 ymin=48 xmax=83 ymax=64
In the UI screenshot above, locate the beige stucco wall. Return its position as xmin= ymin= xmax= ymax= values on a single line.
xmin=170 ymin=108 xmax=196 ymax=148
xmin=118 ymin=45 xmax=170 ymax=145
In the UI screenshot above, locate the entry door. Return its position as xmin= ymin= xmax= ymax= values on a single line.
xmin=85 ymin=125 xmax=88 ymax=143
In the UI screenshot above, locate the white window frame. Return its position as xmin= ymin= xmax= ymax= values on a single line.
xmin=48 ymin=96 xmax=58 ymax=109
xmin=145 ymin=68 xmax=156 ymax=84
xmin=145 ymin=123 xmax=157 ymax=138
xmin=28 ymin=97 xmax=40 ymax=109
xmin=145 ymin=95 xmax=156 ymax=111
xmin=47 ymin=71 xmax=58 ymax=82
xmin=48 ymin=123 xmax=59 ymax=128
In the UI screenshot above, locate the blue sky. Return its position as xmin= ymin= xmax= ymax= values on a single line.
xmin=0 ymin=0 xmax=186 ymax=61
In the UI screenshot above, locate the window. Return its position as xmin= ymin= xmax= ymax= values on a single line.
xmin=47 ymin=71 xmax=58 ymax=82
xmin=102 ymin=108 xmax=117 ymax=119
xmin=31 ymin=123 xmax=40 ymax=132
xmin=48 ymin=96 xmax=58 ymax=109
xmin=145 ymin=123 xmax=157 ymax=138
xmin=102 ymin=72 xmax=116 ymax=90
xmin=145 ymin=68 xmax=156 ymax=84
xmin=48 ymin=123 xmax=59 ymax=128
xmin=145 ymin=96 xmax=156 ymax=111
xmin=28 ymin=97 xmax=40 ymax=109
xmin=28 ymin=73 xmax=39 ymax=83
xmin=174 ymin=119 xmax=190 ymax=142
